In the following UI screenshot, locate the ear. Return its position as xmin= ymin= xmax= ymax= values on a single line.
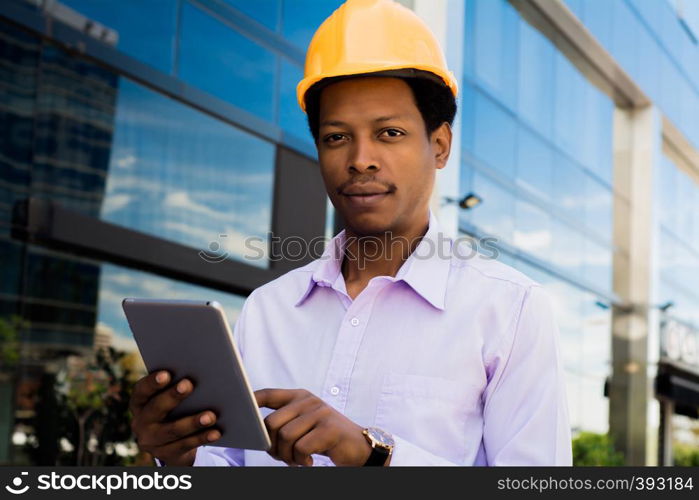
xmin=431 ymin=122 xmax=452 ymax=170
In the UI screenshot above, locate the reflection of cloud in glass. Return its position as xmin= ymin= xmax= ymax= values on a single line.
xmin=163 ymin=222 xmax=268 ymax=264
xmin=102 ymin=193 xmax=130 ymax=214
xmin=100 ymin=78 xmax=275 ymax=267
xmin=513 ymin=229 xmax=552 ymax=253
xmin=96 ymin=264 xmax=246 ymax=346
xmin=164 ymin=191 xmax=249 ymax=222
xmin=115 ymin=154 xmax=136 ymax=169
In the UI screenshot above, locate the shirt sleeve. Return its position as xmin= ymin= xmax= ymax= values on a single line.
xmin=480 ymin=284 xmax=572 ymax=465
xmin=388 ymin=284 xmax=571 ymax=467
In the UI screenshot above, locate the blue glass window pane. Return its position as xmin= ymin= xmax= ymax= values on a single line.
xmin=672 ymin=244 xmax=693 ymax=291
xmin=584 ymin=174 xmax=612 ymax=244
xmin=223 ymin=0 xmax=281 ymax=31
xmin=516 ymin=126 xmax=553 ymax=201
xmin=473 ymin=90 xmax=516 ymax=177
xmin=61 ymin=0 xmax=177 ymax=73
xmin=677 ymin=171 xmax=695 ymax=239
xmin=514 ymin=200 xmax=552 ymax=261
xmin=179 ymin=2 xmax=276 ymax=122
xmin=459 ymin=81 xmax=476 ymax=154
xmin=563 ymin=0 xmax=584 ymax=20
xmin=584 ymin=239 xmax=612 ymax=292
xmin=611 ymin=1 xmax=640 ymax=81
xmin=582 ymin=0 xmax=613 ymax=49
xmin=102 ymin=78 xmax=275 ymax=268
xmin=551 ymin=221 xmax=584 ymax=281
xmin=282 ymin=0 xmax=344 ymax=50
xmin=473 ymin=0 xmax=518 ymax=108
xmin=636 ymin=27 xmax=662 ymax=103
xmin=470 ymin=172 xmax=514 ymax=242
xmin=659 ymin=155 xmax=678 ymax=234
xmin=581 ymin=295 xmax=611 ymax=377
xmin=553 ymin=52 xmax=586 ymax=161
xmin=517 ymin=18 xmax=554 ymax=138
xmin=279 ymin=59 xmax=310 ymax=142
xmin=552 ymin=154 xmax=586 ymax=224
xmin=581 ymin=87 xmax=613 ymax=184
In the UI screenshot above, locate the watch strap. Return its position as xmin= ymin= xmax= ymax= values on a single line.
xmin=363 ymin=445 xmax=390 ymax=466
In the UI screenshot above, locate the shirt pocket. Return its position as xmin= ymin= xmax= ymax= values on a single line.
xmin=374 ymin=371 xmax=482 ymax=464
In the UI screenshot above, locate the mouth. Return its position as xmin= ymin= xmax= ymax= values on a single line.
xmin=339 ymin=182 xmax=396 ymax=209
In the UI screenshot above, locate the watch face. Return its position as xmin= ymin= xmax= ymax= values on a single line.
xmin=367 ymin=427 xmax=394 ymax=447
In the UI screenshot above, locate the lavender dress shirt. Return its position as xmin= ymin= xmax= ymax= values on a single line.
xmin=192 ymin=211 xmax=572 ymax=466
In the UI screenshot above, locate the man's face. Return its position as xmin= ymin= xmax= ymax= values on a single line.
xmin=316 ymin=77 xmax=450 ymax=236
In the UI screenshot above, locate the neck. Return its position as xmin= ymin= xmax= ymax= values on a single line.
xmin=341 ymin=211 xmax=430 ymax=288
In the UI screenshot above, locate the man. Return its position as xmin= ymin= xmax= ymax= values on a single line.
xmin=129 ymin=0 xmax=572 ymax=466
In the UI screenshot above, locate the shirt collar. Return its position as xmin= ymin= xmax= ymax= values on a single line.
xmin=295 ymin=210 xmax=451 ymax=310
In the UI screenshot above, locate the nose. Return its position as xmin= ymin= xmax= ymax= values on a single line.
xmin=348 ymin=135 xmax=380 ymax=174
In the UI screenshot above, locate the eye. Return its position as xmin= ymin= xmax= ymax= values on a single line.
xmin=379 ymin=128 xmax=405 ymax=139
xmin=323 ymin=133 xmax=347 ymax=144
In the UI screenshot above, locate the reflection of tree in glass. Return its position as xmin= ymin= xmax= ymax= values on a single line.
xmin=0 ymin=316 xmax=22 ymax=371
xmin=27 ymin=347 xmax=138 ymax=465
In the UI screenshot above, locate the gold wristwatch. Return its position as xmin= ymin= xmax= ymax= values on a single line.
xmin=362 ymin=427 xmax=394 ymax=466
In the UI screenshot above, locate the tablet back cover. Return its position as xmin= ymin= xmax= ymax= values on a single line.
xmin=122 ymin=298 xmax=270 ymax=451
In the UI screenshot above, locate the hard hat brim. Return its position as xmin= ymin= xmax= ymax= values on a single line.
xmin=297 ymin=65 xmax=459 ymax=113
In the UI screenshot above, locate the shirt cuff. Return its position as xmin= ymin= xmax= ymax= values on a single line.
xmin=153 ymin=446 xmax=242 ymax=466
xmin=193 ymin=445 xmax=245 ymax=466
xmin=388 ymin=434 xmax=459 ymax=466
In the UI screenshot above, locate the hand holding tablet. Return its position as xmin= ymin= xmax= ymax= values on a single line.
xmin=123 ymin=298 xmax=271 ymax=466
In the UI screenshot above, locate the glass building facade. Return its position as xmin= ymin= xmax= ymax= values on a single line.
xmin=458 ymin=0 xmax=615 ymax=435
xmin=0 ymin=0 xmax=697 ymax=465
xmin=0 ymin=0 xmax=336 ymax=464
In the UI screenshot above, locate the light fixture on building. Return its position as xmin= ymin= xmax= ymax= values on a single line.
xmin=594 ymin=300 xmax=610 ymax=310
xmin=658 ymin=301 xmax=674 ymax=313
xmin=443 ymin=193 xmax=483 ymax=210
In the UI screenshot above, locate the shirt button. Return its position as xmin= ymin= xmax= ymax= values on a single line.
xmin=330 ymin=386 xmax=340 ymax=396
xmin=350 ymin=317 xmax=360 ymax=326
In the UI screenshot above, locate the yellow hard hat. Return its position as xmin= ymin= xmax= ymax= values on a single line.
xmin=296 ymin=0 xmax=458 ymax=112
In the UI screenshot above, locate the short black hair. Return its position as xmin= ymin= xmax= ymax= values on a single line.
xmin=305 ymin=73 xmax=457 ymax=143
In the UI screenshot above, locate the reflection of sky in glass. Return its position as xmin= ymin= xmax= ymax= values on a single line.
xmin=584 ymin=239 xmax=612 ymax=293
xmin=101 ymin=78 xmax=275 ymax=268
xmin=514 ymin=200 xmax=551 ymax=260
xmin=96 ymin=263 xmax=245 ymax=347
xmin=656 ymin=153 xmax=699 ymax=328
xmin=584 ymin=175 xmax=612 ymax=244
xmin=61 ymin=0 xmax=177 ymax=74
xmin=279 ymin=58 xmax=310 ymax=142
xmin=516 ymin=126 xmax=553 ymax=201
xmin=473 ymin=89 xmax=516 ymax=177
xmin=471 ymin=172 xmax=514 ymax=242
xmin=518 ymin=18 xmax=553 ymax=138
xmin=552 ymin=155 xmax=586 ymax=223
xmin=472 ymin=0 xmax=518 ymax=109
xmin=551 ymin=221 xmax=584 ymax=281
xmin=223 ymin=0 xmax=281 ymax=31
xmin=179 ymin=2 xmax=277 ymax=121
xmin=545 ymin=278 xmax=610 ymax=433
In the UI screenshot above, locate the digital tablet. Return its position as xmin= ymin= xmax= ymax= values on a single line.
xmin=122 ymin=298 xmax=271 ymax=451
